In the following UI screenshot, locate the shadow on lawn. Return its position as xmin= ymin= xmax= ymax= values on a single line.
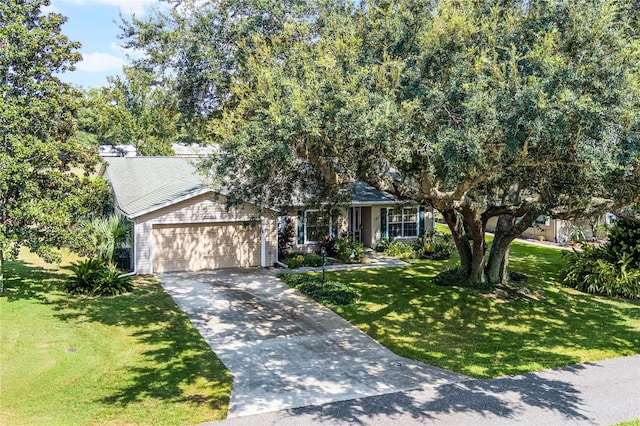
xmin=329 ymin=261 xmax=640 ymax=378
xmin=289 ymin=363 xmax=590 ymax=424
xmin=3 ymin=260 xmax=231 ymax=412
xmin=2 ymin=259 xmax=68 ymax=303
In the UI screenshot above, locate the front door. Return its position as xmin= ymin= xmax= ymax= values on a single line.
xmin=349 ymin=207 xmax=362 ymax=242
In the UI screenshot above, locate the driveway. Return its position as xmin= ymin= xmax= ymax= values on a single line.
xmin=157 ymin=269 xmax=470 ymax=418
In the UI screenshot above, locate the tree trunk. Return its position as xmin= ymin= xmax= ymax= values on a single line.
xmin=486 ymin=211 xmax=540 ymax=284
xmin=486 ymin=215 xmax=516 ymax=283
xmin=0 ymin=249 xmax=4 ymax=294
xmin=441 ymin=208 xmax=473 ymax=275
xmin=461 ymin=204 xmax=486 ymax=283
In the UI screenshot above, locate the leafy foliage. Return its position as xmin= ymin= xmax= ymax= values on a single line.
xmin=562 ymin=245 xmax=640 ymax=299
xmin=277 ymin=217 xmax=295 ymax=258
xmin=384 ymin=241 xmax=415 ymax=260
xmin=119 ymin=0 xmax=640 ymax=285
xmin=333 ymin=236 xmax=364 ymax=263
xmin=279 ymin=274 xmax=359 ymax=306
xmin=0 ymin=0 xmax=107 ymax=290
xmin=375 ymin=238 xmax=392 ymax=253
xmin=607 ymin=218 xmax=640 ymax=269
xmin=64 ymin=258 xmax=132 ymax=296
xmin=281 ymin=253 xmax=326 ymax=269
xmin=77 ymin=68 xmax=188 ymax=155
xmin=78 ymin=214 xmax=131 ymax=263
xmin=412 ymin=232 xmax=455 ymax=260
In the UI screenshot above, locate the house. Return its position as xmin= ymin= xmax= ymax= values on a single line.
xmin=100 ymin=157 xmax=431 ymax=274
xmin=485 ymin=213 xmax=616 ymax=243
xmin=286 ymin=181 xmax=432 ymax=253
xmin=98 ymin=143 xmax=218 ymax=158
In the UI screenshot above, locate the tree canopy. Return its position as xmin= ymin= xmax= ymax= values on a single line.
xmin=123 ymin=0 xmax=640 ymax=283
xmin=0 ymin=0 xmax=108 ymax=291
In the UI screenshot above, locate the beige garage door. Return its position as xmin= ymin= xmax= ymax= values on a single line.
xmin=152 ymin=222 xmax=261 ymax=273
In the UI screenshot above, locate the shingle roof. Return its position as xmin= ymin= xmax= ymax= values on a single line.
xmin=350 ymin=181 xmax=398 ymax=204
xmin=104 ymin=157 xmax=402 ymax=218
xmin=104 ymin=157 xmax=212 ymax=217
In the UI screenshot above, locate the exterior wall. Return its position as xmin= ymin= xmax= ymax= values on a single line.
xmin=486 ymin=217 xmax=574 ymax=243
xmin=133 ymin=193 xmax=277 ymax=274
xmin=285 ymin=204 xmax=433 ymax=253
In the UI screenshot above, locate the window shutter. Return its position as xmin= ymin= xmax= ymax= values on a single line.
xmin=419 ymin=206 xmax=426 ymax=236
xmin=297 ymin=211 xmax=304 ymax=244
xmin=381 ymin=208 xmax=387 ymax=239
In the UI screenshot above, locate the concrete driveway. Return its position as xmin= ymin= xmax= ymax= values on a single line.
xmin=157 ymin=269 xmax=470 ymax=418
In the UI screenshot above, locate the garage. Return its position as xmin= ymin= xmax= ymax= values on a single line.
xmin=152 ymin=222 xmax=261 ymax=273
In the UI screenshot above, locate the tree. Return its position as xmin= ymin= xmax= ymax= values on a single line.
xmin=122 ymin=0 xmax=640 ymax=284
xmin=0 ymin=0 xmax=108 ymax=291
xmin=74 ymin=68 xmax=181 ymax=156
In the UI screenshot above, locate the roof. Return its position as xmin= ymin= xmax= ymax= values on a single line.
xmin=349 ymin=182 xmax=398 ymax=205
xmin=103 ymin=157 xmax=405 ymax=218
xmin=104 ymin=157 xmax=214 ymax=218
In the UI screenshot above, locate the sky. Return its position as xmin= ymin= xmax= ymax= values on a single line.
xmin=45 ymin=0 xmax=162 ymax=89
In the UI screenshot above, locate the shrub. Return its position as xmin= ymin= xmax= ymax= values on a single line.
xmin=93 ymin=266 xmax=133 ymax=296
xmin=334 ymin=236 xmax=365 ymax=263
xmin=385 ymin=240 xmax=414 ymax=259
xmin=412 ymin=232 xmax=454 ymax=260
xmin=65 ymin=258 xmax=105 ymax=294
xmin=279 ymin=274 xmax=359 ymax=306
xmin=433 ymin=267 xmax=492 ymax=290
xmin=302 ymin=253 xmax=325 ymax=267
xmin=64 ymin=258 xmax=132 ymax=296
xmin=375 ymin=238 xmax=392 ymax=252
xmin=282 ymin=253 xmax=305 ymax=269
xmin=562 ymin=245 xmax=640 ymax=299
xmin=607 ymin=218 xmax=640 ymax=269
xmin=319 ymin=235 xmax=338 ymax=257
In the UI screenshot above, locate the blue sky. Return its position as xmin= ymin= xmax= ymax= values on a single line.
xmin=46 ymin=0 xmax=162 ymax=89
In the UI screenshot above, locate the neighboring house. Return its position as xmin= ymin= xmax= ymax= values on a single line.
xmin=100 ymin=157 xmax=432 ymax=274
xmin=486 ymin=213 xmax=616 ymax=243
xmin=98 ymin=144 xmax=138 ymax=157
xmin=98 ymin=143 xmax=218 ymax=158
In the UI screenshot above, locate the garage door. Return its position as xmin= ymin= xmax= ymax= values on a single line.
xmin=152 ymin=222 xmax=261 ymax=273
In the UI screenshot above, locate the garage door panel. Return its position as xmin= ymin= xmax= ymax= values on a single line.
xmin=153 ymin=222 xmax=260 ymax=273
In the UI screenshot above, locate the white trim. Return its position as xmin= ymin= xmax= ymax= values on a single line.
xmin=386 ymin=206 xmax=419 ymax=238
xmin=260 ymin=216 xmax=267 ymax=267
xmin=149 ymin=223 xmax=154 ymax=275
xmin=128 ymin=187 xmax=214 ymax=218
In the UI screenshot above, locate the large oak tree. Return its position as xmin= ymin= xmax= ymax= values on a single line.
xmin=124 ymin=0 xmax=640 ymax=284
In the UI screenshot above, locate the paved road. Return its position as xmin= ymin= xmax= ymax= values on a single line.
xmin=158 ymin=270 xmax=469 ymax=418
xmin=213 ymin=354 xmax=640 ymax=425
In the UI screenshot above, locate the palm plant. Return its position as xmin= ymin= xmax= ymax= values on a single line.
xmin=84 ymin=214 xmax=130 ymax=263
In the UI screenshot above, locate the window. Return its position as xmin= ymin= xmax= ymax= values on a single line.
xmin=535 ymin=215 xmax=551 ymax=226
xmin=305 ymin=210 xmax=330 ymax=243
xmin=387 ymin=207 xmax=418 ymax=238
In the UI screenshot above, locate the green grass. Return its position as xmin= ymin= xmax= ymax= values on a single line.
xmin=0 ymin=251 xmax=232 ymax=425
xmin=318 ymin=240 xmax=640 ymax=378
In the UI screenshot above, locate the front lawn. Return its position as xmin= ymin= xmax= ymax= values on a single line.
xmin=319 ymin=241 xmax=640 ymax=378
xmin=0 ymin=251 xmax=232 ymax=425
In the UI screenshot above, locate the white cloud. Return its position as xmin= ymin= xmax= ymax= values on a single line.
xmin=59 ymin=0 xmax=159 ymax=15
xmin=76 ymin=52 xmax=126 ymax=72
xmin=110 ymin=42 xmax=146 ymax=60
